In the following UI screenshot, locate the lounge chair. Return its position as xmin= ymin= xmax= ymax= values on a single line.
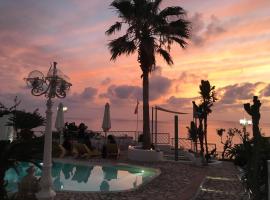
xmin=58 ymin=145 xmax=66 ymax=158
xmin=52 ymin=143 xmax=66 ymax=158
xmin=73 ymin=143 xmax=101 ymax=159
xmin=106 ymin=143 xmax=120 ymax=159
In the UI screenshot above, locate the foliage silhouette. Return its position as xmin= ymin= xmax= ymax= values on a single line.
xmin=216 ymin=128 xmax=241 ymax=160
xmin=7 ymin=110 xmax=45 ymax=140
xmin=199 ymin=80 xmax=217 ymax=159
xmin=1 ymin=99 xmax=45 ymax=140
xmin=187 ymin=121 xmax=198 ymax=153
xmin=192 ymin=101 xmax=206 ymax=164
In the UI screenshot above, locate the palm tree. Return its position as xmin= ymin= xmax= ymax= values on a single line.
xmin=199 ymin=80 xmax=217 ymax=158
xmin=194 ymin=102 xmax=206 ymax=164
xmin=106 ymin=0 xmax=191 ymax=148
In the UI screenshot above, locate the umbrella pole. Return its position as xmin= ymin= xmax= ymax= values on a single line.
xmin=136 ymin=110 xmax=138 ymax=141
xmin=59 ymin=129 xmax=63 ymax=145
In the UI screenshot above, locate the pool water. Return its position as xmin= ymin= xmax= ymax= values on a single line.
xmin=4 ymin=161 xmax=158 ymax=192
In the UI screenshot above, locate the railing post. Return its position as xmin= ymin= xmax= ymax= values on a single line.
xmin=151 ymin=106 xmax=154 ymax=143
xmin=174 ymin=115 xmax=178 ymax=161
xmin=155 ymin=106 xmax=157 ymax=145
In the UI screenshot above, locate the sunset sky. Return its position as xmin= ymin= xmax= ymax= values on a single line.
xmin=1 ymin=0 xmax=270 ymax=130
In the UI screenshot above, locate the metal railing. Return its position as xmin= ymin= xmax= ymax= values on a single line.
xmin=62 ymin=130 xmax=170 ymax=144
xmin=152 ymin=132 xmax=170 ymax=144
xmin=171 ymin=138 xmax=193 ymax=150
xmin=171 ymin=138 xmax=217 ymax=153
xmin=60 ymin=130 xmax=142 ymax=142
xmin=195 ymin=142 xmax=217 ymax=153
xmin=95 ymin=130 xmax=142 ymax=141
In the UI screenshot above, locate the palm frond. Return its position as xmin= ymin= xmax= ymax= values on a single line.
xmin=105 ymin=22 xmax=122 ymax=35
xmin=187 ymin=121 xmax=198 ymax=142
xmin=169 ymin=36 xmax=188 ymax=48
xmin=107 ymin=0 xmax=191 ymax=73
xmin=198 ymin=80 xmax=217 ymax=116
xmin=108 ymin=35 xmax=137 ymax=60
xmin=168 ymin=19 xmax=191 ymax=38
xmin=157 ymin=48 xmax=173 ymax=65
xmin=159 ymin=7 xmax=186 ymax=18
xmin=110 ymin=0 xmax=134 ymax=21
xmin=152 ymin=0 xmax=163 ymax=13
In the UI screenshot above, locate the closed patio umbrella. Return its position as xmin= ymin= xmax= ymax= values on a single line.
xmin=102 ymin=103 xmax=111 ymax=141
xmin=55 ymin=102 xmax=65 ymax=144
xmin=0 ymin=114 xmax=13 ymax=141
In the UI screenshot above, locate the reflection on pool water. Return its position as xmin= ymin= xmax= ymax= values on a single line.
xmin=5 ymin=161 xmax=158 ymax=192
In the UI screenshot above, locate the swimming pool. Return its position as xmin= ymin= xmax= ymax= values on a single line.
xmin=4 ymin=160 xmax=159 ymax=192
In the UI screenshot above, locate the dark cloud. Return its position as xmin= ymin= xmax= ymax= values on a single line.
xmin=2 ymin=86 xmax=99 ymax=111
xmin=178 ymin=71 xmax=207 ymax=84
xmin=149 ymin=74 xmax=172 ymax=100
xmin=218 ymin=82 xmax=262 ymax=104
xmin=66 ymin=86 xmax=98 ymax=104
xmin=114 ymin=85 xmax=141 ymax=99
xmin=101 ymin=67 xmax=172 ymax=103
xmin=80 ymin=87 xmax=97 ymax=100
xmin=0 ymin=92 xmax=46 ymax=114
xmin=260 ymin=84 xmax=270 ymax=97
xmin=206 ymin=15 xmax=226 ymax=36
xmin=189 ymin=13 xmax=205 ymax=46
xmin=189 ymin=13 xmax=225 ymax=46
xmin=164 ymin=82 xmax=270 ymax=119
xmin=166 ymin=96 xmax=195 ymax=108
xmin=100 ymin=85 xmax=142 ymax=105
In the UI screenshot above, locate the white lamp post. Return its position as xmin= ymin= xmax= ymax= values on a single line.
xmin=25 ymin=62 xmax=71 ymax=200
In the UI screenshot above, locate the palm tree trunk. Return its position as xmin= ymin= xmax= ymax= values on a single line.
xmin=198 ymin=119 xmax=206 ymax=164
xmin=142 ymin=71 xmax=151 ymax=149
xmin=204 ymin=116 xmax=209 ymax=160
xmin=195 ymin=138 xmax=198 ymax=153
xmin=194 ymin=119 xmax=198 ymax=153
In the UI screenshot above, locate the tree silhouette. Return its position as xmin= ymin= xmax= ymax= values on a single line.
xmin=244 ymin=96 xmax=262 ymax=199
xmin=106 ymin=0 xmax=190 ymax=148
xmin=187 ymin=121 xmax=198 ymax=152
xmin=192 ymin=101 xmax=205 ymax=164
xmin=199 ymin=80 xmax=217 ymax=158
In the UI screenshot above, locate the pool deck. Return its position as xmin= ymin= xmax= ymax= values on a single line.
xmin=54 ymin=153 xmax=247 ymax=200
xmin=194 ymin=162 xmax=248 ymax=200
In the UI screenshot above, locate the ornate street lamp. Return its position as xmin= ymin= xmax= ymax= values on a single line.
xmin=25 ymin=62 xmax=71 ymax=200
